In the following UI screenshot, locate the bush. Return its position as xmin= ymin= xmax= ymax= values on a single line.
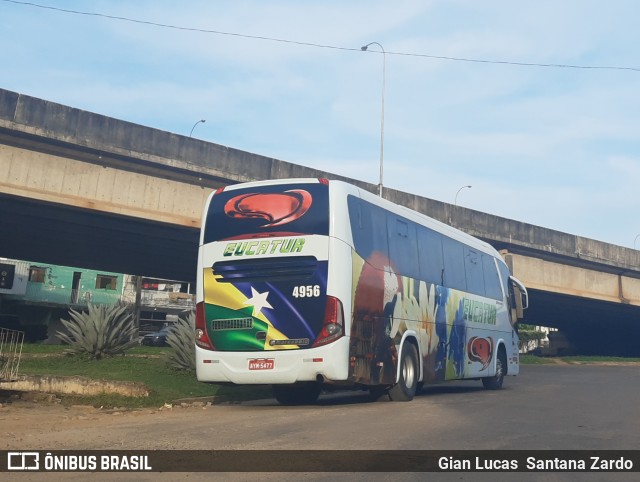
xmin=166 ymin=312 xmax=196 ymax=371
xmin=56 ymin=304 xmax=138 ymax=359
xmin=518 ymin=327 xmax=547 ymax=352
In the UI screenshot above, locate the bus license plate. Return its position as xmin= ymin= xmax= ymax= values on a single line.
xmin=248 ymin=359 xmax=275 ymax=370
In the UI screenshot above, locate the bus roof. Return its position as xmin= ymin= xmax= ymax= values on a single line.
xmin=211 ymin=178 xmax=502 ymax=261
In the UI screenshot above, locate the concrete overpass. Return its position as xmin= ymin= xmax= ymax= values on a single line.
xmin=1 ymin=88 xmax=640 ymax=353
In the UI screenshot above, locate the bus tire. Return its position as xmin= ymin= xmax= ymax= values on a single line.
xmin=388 ymin=342 xmax=419 ymax=402
xmin=482 ymin=348 xmax=506 ymax=390
xmin=273 ymin=382 xmax=321 ymax=405
xmin=368 ymin=385 xmax=388 ymax=401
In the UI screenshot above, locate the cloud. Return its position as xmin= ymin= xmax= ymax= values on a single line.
xmin=1 ymin=0 xmax=639 ymax=247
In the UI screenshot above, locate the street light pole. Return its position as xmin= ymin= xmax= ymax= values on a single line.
xmin=634 ymin=234 xmax=640 ymax=250
xmin=361 ymin=42 xmax=386 ymax=197
xmin=189 ymin=119 xmax=206 ymax=137
xmin=454 ymin=185 xmax=472 ymax=206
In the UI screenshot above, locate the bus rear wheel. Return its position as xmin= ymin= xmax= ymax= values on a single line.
xmin=482 ymin=349 xmax=506 ymax=390
xmin=368 ymin=385 xmax=388 ymax=401
xmin=388 ymin=342 xmax=419 ymax=402
xmin=273 ymin=382 xmax=321 ymax=405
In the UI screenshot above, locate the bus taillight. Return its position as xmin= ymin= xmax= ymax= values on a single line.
xmin=312 ymin=296 xmax=344 ymax=347
xmin=195 ymin=301 xmax=215 ymax=350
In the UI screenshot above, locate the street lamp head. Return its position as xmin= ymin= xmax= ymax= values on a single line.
xmin=454 ymin=185 xmax=472 ymax=206
xmin=361 ymin=42 xmax=384 ymax=52
xmin=189 ymin=119 xmax=206 ymax=137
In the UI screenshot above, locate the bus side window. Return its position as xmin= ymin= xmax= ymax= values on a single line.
xmin=464 ymin=247 xmax=485 ymax=297
xmin=347 ymin=196 xmax=390 ymax=270
xmin=483 ymin=255 xmax=503 ymax=301
xmin=441 ymin=236 xmax=466 ymax=291
xmin=417 ymin=226 xmax=444 ymax=285
xmin=387 ymin=216 xmax=419 ymax=279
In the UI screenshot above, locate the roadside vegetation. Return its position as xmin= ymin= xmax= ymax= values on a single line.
xmin=56 ymin=304 xmax=138 ymax=359
xmin=519 ymin=354 xmax=555 ymax=365
xmin=15 ymin=343 xmax=271 ymax=408
xmin=165 ymin=312 xmax=196 ymax=371
xmin=12 ymin=343 xmax=640 ymax=409
xmin=516 ymin=324 xmax=547 ymax=352
xmin=551 ymin=355 xmax=640 ymax=363
xmin=520 ymin=354 xmax=640 ymax=365
xmin=8 ymin=306 xmax=271 ymax=408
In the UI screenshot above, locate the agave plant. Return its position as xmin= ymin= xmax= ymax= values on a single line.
xmin=57 ymin=304 xmax=139 ymax=359
xmin=166 ymin=311 xmax=196 ymax=371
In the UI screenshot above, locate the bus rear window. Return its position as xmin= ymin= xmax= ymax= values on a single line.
xmin=203 ymin=182 xmax=329 ymax=243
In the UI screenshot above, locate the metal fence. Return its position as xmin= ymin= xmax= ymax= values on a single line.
xmin=0 ymin=327 xmax=24 ymax=381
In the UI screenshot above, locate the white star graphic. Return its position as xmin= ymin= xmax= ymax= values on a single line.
xmin=243 ymin=287 xmax=273 ymax=317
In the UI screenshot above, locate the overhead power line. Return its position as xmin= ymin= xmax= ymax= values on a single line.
xmin=3 ymin=0 xmax=640 ymax=73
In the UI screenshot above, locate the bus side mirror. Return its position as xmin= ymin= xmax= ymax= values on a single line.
xmin=513 ymin=284 xmax=524 ymax=320
xmin=509 ymin=276 xmax=528 ymax=322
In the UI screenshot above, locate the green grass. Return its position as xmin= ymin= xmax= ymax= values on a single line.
xmin=19 ymin=343 xmax=73 ymax=354
xmin=559 ymin=355 xmax=640 ymax=363
xmin=520 ymin=354 xmax=640 ymax=364
xmin=15 ymin=344 xmax=271 ymax=408
xmin=519 ymin=354 xmax=556 ymax=365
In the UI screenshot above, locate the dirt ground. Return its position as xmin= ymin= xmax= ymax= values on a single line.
xmin=3 ymin=359 xmax=638 ymax=450
xmin=0 ymin=390 xmax=216 ymax=451
xmin=3 ymin=363 xmax=640 ymax=482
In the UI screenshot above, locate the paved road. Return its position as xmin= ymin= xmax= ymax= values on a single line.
xmin=3 ymin=363 xmax=639 ymax=481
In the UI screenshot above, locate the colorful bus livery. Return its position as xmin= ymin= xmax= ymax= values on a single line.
xmin=195 ymin=179 xmax=528 ymax=404
xmin=200 ymin=253 xmax=329 ymax=352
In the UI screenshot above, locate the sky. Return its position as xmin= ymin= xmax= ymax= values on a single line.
xmin=1 ymin=0 xmax=639 ymax=249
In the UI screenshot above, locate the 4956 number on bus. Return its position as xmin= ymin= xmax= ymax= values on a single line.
xmin=292 ymin=285 xmax=320 ymax=298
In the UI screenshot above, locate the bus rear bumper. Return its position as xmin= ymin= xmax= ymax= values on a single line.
xmin=195 ymin=337 xmax=351 ymax=385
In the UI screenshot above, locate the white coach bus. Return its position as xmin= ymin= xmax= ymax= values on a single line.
xmin=195 ymin=178 xmax=528 ymax=404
